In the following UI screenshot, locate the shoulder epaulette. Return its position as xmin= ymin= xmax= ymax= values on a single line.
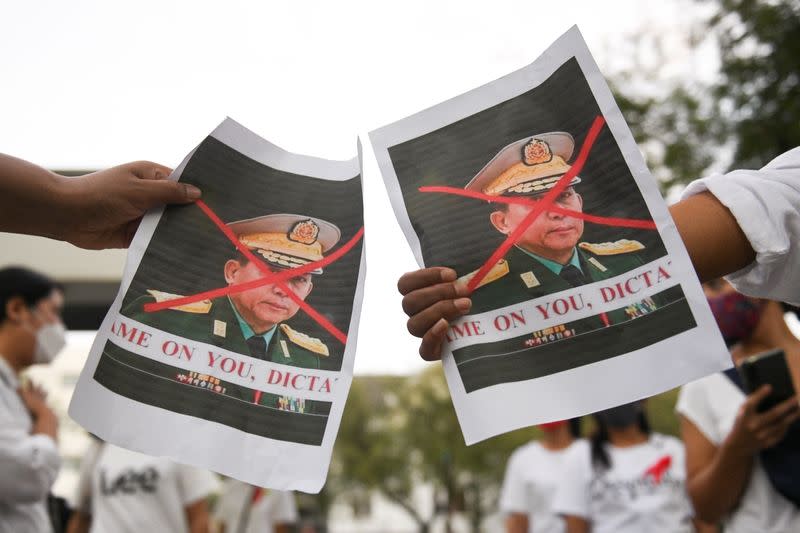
xmin=579 ymin=239 xmax=645 ymax=256
xmin=457 ymin=259 xmax=509 ymax=290
xmin=146 ymin=289 xmax=212 ymax=314
xmin=280 ymin=324 xmax=329 ymax=357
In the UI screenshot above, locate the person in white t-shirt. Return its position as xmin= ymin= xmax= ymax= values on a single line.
xmin=66 ymin=441 xmax=219 ymax=533
xmin=552 ymin=402 xmax=701 ymax=533
xmin=213 ymin=478 xmax=297 ymax=533
xmin=676 ymin=280 xmax=800 ymax=533
xmin=499 ymin=419 xmax=586 ymax=533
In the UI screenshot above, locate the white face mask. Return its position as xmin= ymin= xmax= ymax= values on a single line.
xmin=34 ymin=322 xmax=67 ymax=364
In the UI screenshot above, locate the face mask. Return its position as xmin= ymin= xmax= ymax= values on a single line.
xmin=707 ymin=292 xmax=762 ymax=346
xmin=596 ymin=402 xmax=641 ymax=429
xmin=34 ymin=322 xmax=67 ymax=364
xmin=539 ymin=420 xmax=568 ymax=432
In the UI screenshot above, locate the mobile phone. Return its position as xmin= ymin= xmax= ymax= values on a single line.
xmin=737 ymin=348 xmax=797 ymax=412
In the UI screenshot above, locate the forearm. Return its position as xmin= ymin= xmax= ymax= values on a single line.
xmin=185 ymin=500 xmax=211 ymax=533
xmin=188 ymin=515 xmax=210 ymax=533
xmin=505 ymin=513 xmax=529 ymax=533
xmin=0 ymin=153 xmax=80 ymax=240
xmin=669 ymin=192 xmax=755 ymax=282
xmin=66 ymin=511 xmax=91 ymax=533
xmin=687 ymin=438 xmax=754 ymax=522
xmin=564 ymin=515 xmax=590 ymax=533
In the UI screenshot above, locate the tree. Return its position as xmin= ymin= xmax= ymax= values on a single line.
xmin=331 ymin=371 xmax=533 ymax=532
xmin=708 ymin=0 xmax=800 ymax=169
xmin=614 ymin=0 xmax=800 ymax=190
xmin=331 ymin=376 xmax=435 ymax=531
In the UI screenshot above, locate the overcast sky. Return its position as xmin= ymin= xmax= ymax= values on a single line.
xmin=1 ymin=0 xmax=714 ymax=374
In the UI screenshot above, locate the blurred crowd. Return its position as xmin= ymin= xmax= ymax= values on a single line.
xmin=2 ymin=140 xmax=800 ymax=533
xmin=3 ymin=264 xmax=799 ymax=533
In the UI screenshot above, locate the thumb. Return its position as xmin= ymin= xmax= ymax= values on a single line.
xmin=139 ymin=179 xmax=202 ymax=207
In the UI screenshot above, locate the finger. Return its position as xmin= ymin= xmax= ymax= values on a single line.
xmin=139 ymin=178 xmax=202 ymax=206
xmin=402 ymin=281 xmax=463 ymax=316
xmin=398 ymin=267 xmax=458 ymax=296
xmin=407 ymin=298 xmax=471 ymax=338
xmin=419 ymin=318 xmax=448 ymax=361
xmin=127 ymin=161 xmax=174 ymax=181
xmin=758 ymin=422 xmax=794 ymax=449
xmin=756 ymin=395 xmax=799 ymax=426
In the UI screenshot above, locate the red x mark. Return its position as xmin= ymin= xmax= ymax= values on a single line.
xmin=142 ymin=200 xmax=364 ymax=345
xmin=419 ymin=116 xmax=655 ymax=293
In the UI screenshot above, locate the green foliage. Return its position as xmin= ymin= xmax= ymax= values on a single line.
xmin=707 ymin=0 xmax=800 ymax=169
xmin=614 ymin=0 xmax=800 ymax=191
xmin=647 ymin=388 xmax=681 ymax=437
xmin=331 ymin=370 xmax=533 ymax=531
xmin=331 ymin=371 xmax=683 ymax=531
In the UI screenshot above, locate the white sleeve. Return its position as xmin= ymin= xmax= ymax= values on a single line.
xmin=498 ymin=450 xmax=527 ymax=513
xmin=675 ymin=381 xmax=722 ymax=445
xmin=0 ymin=431 xmax=60 ymax=504
xmin=268 ymin=491 xmax=298 ymax=524
xmin=552 ymin=446 xmax=592 ymax=519
xmin=681 ymin=147 xmax=800 ymax=304
xmin=177 ymin=465 xmax=220 ymax=505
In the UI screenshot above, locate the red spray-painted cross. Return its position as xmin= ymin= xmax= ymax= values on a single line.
xmin=418 ymin=116 xmax=657 ymax=293
xmin=142 ymin=200 xmax=364 ymax=346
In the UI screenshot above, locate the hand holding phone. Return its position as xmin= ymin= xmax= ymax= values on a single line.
xmin=738 ymin=349 xmax=797 ymax=412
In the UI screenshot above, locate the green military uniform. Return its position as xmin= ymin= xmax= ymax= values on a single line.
xmin=465 ymin=243 xmax=646 ymax=319
xmin=123 ymin=294 xmax=327 ymax=369
xmin=117 ymin=213 xmax=342 ymax=415
xmin=461 ymin=131 xmax=659 ymax=327
xmin=449 ymin=132 xmax=686 ymax=393
xmin=121 ymin=293 xmax=329 ymax=414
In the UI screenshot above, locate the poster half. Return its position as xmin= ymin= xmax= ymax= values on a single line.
xmin=69 ymin=118 xmax=365 ymax=491
xmin=370 ymin=26 xmax=730 ymax=443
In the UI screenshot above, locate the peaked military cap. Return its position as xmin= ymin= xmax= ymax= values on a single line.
xmin=465 ymin=132 xmax=580 ymax=197
xmin=228 ymin=214 xmax=341 ymax=274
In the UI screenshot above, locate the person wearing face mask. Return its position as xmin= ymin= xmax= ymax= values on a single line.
xmin=0 ymin=266 xmax=67 ymax=533
xmin=498 ymin=418 xmax=586 ymax=533
xmin=552 ymin=401 xmax=703 ymax=533
xmin=675 ymin=280 xmax=800 ymax=532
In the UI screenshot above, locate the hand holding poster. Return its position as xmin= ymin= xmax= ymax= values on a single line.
xmin=370 ymin=26 xmax=730 ymax=443
xmin=69 ymin=118 xmax=365 ymax=492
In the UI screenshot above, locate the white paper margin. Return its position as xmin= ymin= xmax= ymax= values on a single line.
xmin=369 ymin=26 xmax=731 ymax=444
xmin=69 ymin=117 xmax=365 ymax=492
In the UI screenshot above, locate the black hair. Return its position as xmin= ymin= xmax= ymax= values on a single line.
xmin=568 ymin=417 xmax=582 ymax=439
xmin=233 ymin=251 xmax=252 ymax=265
xmin=590 ymin=407 xmax=651 ymax=471
xmin=0 ymin=267 xmax=60 ymax=324
xmin=781 ymin=302 xmax=800 ymax=320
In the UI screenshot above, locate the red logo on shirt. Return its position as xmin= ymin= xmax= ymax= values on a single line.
xmin=643 ymin=455 xmax=672 ymax=484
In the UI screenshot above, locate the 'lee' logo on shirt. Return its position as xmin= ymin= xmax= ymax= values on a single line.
xmin=100 ymin=467 xmax=160 ymax=495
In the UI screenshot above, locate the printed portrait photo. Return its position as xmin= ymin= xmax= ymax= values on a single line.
xmin=93 ymin=134 xmax=363 ymax=445
xmin=383 ymin=57 xmax=696 ymax=392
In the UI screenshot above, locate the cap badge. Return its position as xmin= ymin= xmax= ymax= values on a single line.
xmin=288 ymin=219 xmax=319 ymax=245
xmin=522 ymin=139 xmax=553 ymax=166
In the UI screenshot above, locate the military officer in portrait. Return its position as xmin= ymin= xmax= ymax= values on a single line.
xmin=459 ymin=132 xmax=648 ymax=316
xmin=124 ymin=213 xmax=338 ymax=371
